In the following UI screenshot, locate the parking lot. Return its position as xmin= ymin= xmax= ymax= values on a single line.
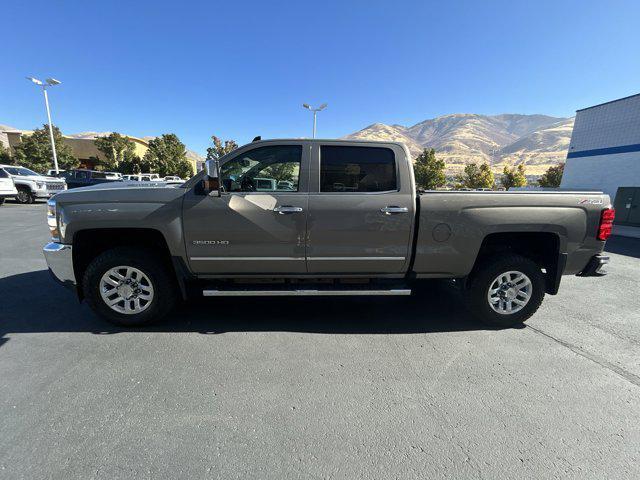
xmin=1 ymin=202 xmax=639 ymax=479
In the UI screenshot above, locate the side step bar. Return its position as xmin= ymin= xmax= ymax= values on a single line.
xmin=202 ymin=289 xmax=411 ymax=297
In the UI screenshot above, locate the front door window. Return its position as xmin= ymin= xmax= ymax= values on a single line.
xmin=221 ymin=145 xmax=302 ymax=193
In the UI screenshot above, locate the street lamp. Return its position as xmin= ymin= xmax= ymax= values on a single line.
xmin=26 ymin=76 xmax=62 ymax=173
xmin=302 ymin=103 xmax=327 ymax=138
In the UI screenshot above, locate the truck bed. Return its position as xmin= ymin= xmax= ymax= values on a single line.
xmin=413 ymin=190 xmax=610 ymax=278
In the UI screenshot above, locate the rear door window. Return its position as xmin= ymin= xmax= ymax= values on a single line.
xmin=320 ymin=146 xmax=397 ymax=192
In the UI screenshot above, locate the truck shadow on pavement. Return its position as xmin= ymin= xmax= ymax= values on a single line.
xmin=0 ymin=270 xmax=505 ymax=347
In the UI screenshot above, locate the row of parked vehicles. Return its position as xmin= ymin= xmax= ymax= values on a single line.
xmin=0 ymin=164 xmax=183 ymax=205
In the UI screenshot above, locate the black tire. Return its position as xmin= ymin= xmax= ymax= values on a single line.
xmin=15 ymin=186 xmax=34 ymax=204
xmin=0 ymin=197 xmax=5 ymax=206
xmin=466 ymin=254 xmax=545 ymax=328
xmin=83 ymin=247 xmax=178 ymax=327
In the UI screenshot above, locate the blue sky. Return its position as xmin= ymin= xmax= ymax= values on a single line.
xmin=2 ymin=0 xmax=639 ymax=155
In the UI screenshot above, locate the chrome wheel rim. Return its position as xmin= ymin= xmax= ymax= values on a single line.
xmin=99 ymin=266 xmax=154 ymax=315
xmin=487 ymin=270 xmax=532 ymax=315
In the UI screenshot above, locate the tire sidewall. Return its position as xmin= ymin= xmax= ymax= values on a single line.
xmin=468 ymin=255 xmax=545 ymax=327
xmin=84 ymin=248 xmax=176 ymax=327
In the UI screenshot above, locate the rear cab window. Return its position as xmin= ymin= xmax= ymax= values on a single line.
xmin=320 ymin=146 xmax=397 ymax=192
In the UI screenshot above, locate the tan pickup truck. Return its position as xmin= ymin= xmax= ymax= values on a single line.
xmin=43 ymin=139 xmax=614 ymax=327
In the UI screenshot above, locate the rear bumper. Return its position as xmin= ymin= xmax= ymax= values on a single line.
xmin=578 ymin=254 xmax=610 ymax=277
xmin=43 ymin=242 xmax=76 ymax=288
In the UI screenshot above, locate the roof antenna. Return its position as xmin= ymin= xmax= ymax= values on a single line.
xmin=252 ymin=136 xmax=261 ymax=142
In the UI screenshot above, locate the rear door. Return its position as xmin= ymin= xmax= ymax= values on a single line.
xmin=306 ymin=143 xmax=415 ymax=274
xmin=182 ymin=141 xmax=310 ymax=274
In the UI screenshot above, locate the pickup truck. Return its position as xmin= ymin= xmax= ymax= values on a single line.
xmin=55 ymin=169 xmax=123 ymax=189
xmin=43 ymin=139 xmax=614 ymax=328
xmin=0 ymin=164 xmax=67 ymax=203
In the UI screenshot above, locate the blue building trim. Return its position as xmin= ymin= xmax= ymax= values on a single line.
xmin=567 ymin=143 xmax=640 ymax=159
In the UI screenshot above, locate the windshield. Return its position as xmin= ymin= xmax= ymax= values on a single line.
xmin=4 ymin=167 xmax=40 ymax=176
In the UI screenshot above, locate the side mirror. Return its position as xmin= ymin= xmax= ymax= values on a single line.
xmin=204 ymin=159 xmax=221 ymax=197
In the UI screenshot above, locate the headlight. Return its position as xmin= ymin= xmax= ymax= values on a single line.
xmin=47 ymin=199 xmax=60 ymax=241
xmin=36 ymin=181 xmax=46 ymax=189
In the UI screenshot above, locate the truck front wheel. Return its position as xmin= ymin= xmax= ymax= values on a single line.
xmin=15 ymin=186 xmax=34 ymax=204
xmin=83 ymin=247 xmax=177 ymax=327
xmin=466 ymin=254 xmax=545 ymax=328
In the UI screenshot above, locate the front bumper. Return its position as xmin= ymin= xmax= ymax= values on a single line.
xmin=34 ymin=188 xmax=65 ymax=198
xmin=43 ymin=242 xmax=76 ymax=287
xmin=578 ymin=254 xmax=610 ymax=277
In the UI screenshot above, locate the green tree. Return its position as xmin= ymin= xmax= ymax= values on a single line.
xmin=455 ymin=162 xmax=495 ymax=189
xmin=95 ymin=133 xmax=137 ymax=170
xmin=500 ymin=163 xmax=527 ymax=190
xmin=0 ymin=142 xmax=12 ymax=164
xmin=12 ymin=124 xmax=78 ymax=173
xmin=117 ymin=155 xmax=145 ymax=174
xmin=206 ymin=135 xmax=238 ymax=161
xmin=414 ymin=148 xmax=446 ymax=190
xmin=538 ymin=163 xmax=564 ymax=187
xmin=143 ymin=133 xmax=193 ymax=177
xmin=261 ymin=162 xmax=297 ymax=183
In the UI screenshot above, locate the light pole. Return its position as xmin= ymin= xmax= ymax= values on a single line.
xmin=26 ymin=76 xmax=62 ymax=173
xmin=302 ymin=103 xmax=327 ymax=138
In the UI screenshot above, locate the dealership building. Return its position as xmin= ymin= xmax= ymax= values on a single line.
xmin=561 ymin=93 xmax=640 ymax=227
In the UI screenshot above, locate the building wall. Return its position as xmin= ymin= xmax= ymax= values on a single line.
xmin=562 ymin=93 xmax=640 ymax=203
xmin=562 ymin=151 xmax=640 ymax=200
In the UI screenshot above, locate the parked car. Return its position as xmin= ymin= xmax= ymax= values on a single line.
xmin=104 ymin=172 xmax=123 ymax=180
xmin=123 ymin=174 xmax=160 ymax=182
xmin=43 ymin=139 xmax=613 ymax=328
xmin=0 ymin=164 xmax=66 ymax=203
xmin=0 ymin=167 xmax=18 ymax=205
xmin=164 ymin=176 xmax=183 ymax=181
xmin=57 ymin=169 xmax=123 ymax=189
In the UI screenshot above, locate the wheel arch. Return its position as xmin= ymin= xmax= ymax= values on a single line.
xmin=468 ymin=231 xmax=564 ymax=295
xmin=72 ymin=228 xmax=188 ymax=301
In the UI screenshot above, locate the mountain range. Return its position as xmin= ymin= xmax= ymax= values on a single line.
xmin=343 ymin=114 xmax=574 ymax=175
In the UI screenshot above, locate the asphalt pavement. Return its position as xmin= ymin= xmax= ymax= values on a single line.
xmin=1 ymin=202 xmax=639 ymax=479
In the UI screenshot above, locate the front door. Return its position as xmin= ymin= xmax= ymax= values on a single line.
xmin=183 ymin=142 xmax=309 ymax=274
xmin=306 ymin=143 xmax=415 ymax=274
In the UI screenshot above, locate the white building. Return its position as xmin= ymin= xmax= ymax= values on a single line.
xmin=561 ymin=93 xmax=640 ymax=227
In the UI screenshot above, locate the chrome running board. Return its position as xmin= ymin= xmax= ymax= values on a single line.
xmin=202 ymin=289 xmax=411 ymax=297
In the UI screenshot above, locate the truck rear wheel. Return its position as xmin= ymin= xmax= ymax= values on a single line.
xmin=83 ymin=247 xmax=177 ymax=327
xmin=466 ymin=254 xmax=545 ymax=328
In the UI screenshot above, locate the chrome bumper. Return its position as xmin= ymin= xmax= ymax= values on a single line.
xmin=43 ymin=242 xmax=76 ymax=287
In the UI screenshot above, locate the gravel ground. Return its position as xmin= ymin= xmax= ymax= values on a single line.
xmin=1 ymin=202 xmax=639 ymax=479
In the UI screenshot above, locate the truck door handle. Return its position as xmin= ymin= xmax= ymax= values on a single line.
xmin=381 ymin=206 xmax=409 ymax=214
xmin=273 ymin=206 xmax=303 ymax=214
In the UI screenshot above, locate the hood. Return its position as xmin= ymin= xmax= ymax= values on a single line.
xmin=60 ymin=180 xmax=181 ymax=194
xmin=53 ymin=180 xmax=186 ymax=204
xmin=14 ymin=174 xmax=65 ymax=183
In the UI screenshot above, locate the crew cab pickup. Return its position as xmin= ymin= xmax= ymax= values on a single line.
xmin=1 ymin=164 xmax=67 ymax=203
xmin=43 ymin=139 xmax=613 ymax=327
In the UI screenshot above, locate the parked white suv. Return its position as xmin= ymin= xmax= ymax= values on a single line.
xmin=0 ymin=167 xmax=18 ymax=205
xmin=0 ymin=164 xmax=67 ymax=204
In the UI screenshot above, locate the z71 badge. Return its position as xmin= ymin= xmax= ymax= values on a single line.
xmin=579 ymin=198 xmax=603 ymax=205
